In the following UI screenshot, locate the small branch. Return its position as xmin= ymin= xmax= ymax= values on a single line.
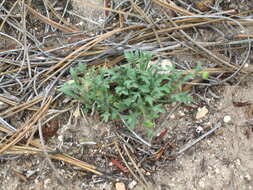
xmin=177 ymin=122 xmax=221 ymax=155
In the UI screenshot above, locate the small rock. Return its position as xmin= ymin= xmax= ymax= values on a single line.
xmin=146 ymin=171 xmax=151 ymax=176
xmin=198 ymin=180 xmax=205 ymax=188
xmin=149 ymin=59 xmax=173 ymax=74
xmin=244 ymin=174 xmax=251 ymax=182
xmin=178 ymin=110 xmax=185 ymax=117
xmin=128 ymin=180 xmax=137 ymax=189
xmin=196 ymin=126 xmax=203 ymax=134
xmin=223 ymin=115 xmax=231 ymax=123
xmin=115 ymin=182 xmax=126 ymax=190
xmin=196 ymin=106 xmax=209 ymax=120
xmin=26 ymin=170 xmax=37 ymax=178
xmin=235 ymin=159 xmax=241 ymax=166
xmin=44 ymin=178 xmax=51 ymax=188
xmin=170 ymin=114 xmax=175 ymax=119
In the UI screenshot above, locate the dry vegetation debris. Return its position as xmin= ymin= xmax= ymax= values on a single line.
xmin=0 ymin=0 xmax=253 ymax=189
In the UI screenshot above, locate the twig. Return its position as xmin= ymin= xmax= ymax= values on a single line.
xmin=119 ymin=114 xmax=152 ymax=147
xmin=177 ymin=122 xmax=221 ymax=155
xmin=123 ymin=144 xmax=148 ymax=186
xmin=0 ymin=117 xmax=16 ymax=133
xmin=38 ymin=119 xmax=66 ymax=188
xmin=114 ymin=141 xmax=144 ymax=186
xmin=0 ymin=96 xmax=52 ymax=153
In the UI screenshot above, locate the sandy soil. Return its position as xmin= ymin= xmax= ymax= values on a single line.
xmin=134 ymin=79 xmax=253 ymax=190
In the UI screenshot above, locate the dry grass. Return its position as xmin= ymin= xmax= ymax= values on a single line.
xmin=0 ymin=0 xmax=252 ymax=188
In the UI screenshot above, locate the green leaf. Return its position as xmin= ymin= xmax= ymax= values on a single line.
xmin=127 ymin=117 xmax=138 ymax=130
xmin=195 ymin=62 xmax=203 ymax=73
xmin=202 ymin=71 xmax=209 ymax=79
xmin=151 ymin=104 xmax=165 ymax=114
xmin=101 ymin=112 xmax=110 ymax=122
xmin=115 ymin=87 xmax=128 ymax=95
xmin=59 ymin=84 xmax=80 ymax=99
xmin=144 ymin=119 xmax=154 ymax=129
xmin=171 ymin=92 xmax=193 ymax=103
xmin=77 ymin=63 xmax=87 ymax=73
xmin=145 ymin=96 xmax=154 ymax=106
xmin=123 ymin=97 xmax=134 ymax=106
xmin=70 ymin=68 xmax=79 ymax=83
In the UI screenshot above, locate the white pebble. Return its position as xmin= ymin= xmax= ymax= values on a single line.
xmin=196 ymin=126 xmax=203 ymax=134
xmin=223 ymin=115 xmax=231 ymax=123
xmin=128 ymin=180 xmax=137 ymax=189
xmin=244 ymin=174 xmax=251 ymax=182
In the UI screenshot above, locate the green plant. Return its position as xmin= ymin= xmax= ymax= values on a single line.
xmin=60 ymin=51 xmax=202 ymax=136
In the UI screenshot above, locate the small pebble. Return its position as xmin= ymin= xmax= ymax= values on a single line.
xmin=196 ymin=106 xmax=209 ymax=120
xmin=128 ymin=180 xmax=137 ymax=189
xmin=146 ymin=171 xmax=151 ymax=176
xmin=244 ymin=174 xmax=251 ymax=182
xmin=115 ymin=182 xmax=126 ymax=190
xmin=196 ymin=126 xmax=203 ymax=134
xmin=170 ymin=114 xmax=175 ymax=119
xmin=223 ymin=115 xmax=231 ymax=123
xmin=44 ymin=178 xmax=51 ymax=188
xmin=198 ymin=180 xmax=205 ymax=188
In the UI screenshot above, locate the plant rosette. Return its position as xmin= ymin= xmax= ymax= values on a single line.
xmin=60 ymin=51 xmax=205 ymax=137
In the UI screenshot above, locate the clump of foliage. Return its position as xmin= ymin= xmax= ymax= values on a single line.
xmin=60 ymin=51 xmax=202 ymax=136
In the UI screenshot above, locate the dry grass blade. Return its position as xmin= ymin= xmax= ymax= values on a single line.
xmin=0 ymin=96 xmax=17 ymax=106
xmin=25 ymin=4 xmax=79 ymax=33
xmin=166 ymin=16 xmax=236 ymax=70
xmin=152 ymin=0 xmax=195 ymax=16
xmin=0 ymin=142 xmax=103 ymax=176
xmin=114 ymin=141 xmax=145 ymax=186
xmin=0 ymin=117 xmax=16 ymax=134
xmin=123 ymin=144 xmax=148 ymax=186
xmin=0 ymin=125 xmax=14 ymax=134
xmin=0 ymin=65 xmax=37 ymax=77
xmin=30 ymin=140 xmax=103 ymax=176
xmin=43 ymin=0 xmax=80 ymax=32
xmin=43 ymin=25 xmax=139 ymax=83
xmin=0 ymin=96 xmax=52 ymax=153
xmin=50 ymin=154 xmax=103 ymax=176
xmin=131 ymin=1 xmax=163 ymax=48
xmin=0 ymin=144 xmax=42 ymax=155
xmin=0 ymin=95 xmax=38 ymax=112
xmin=0 ymin=0 xmax=20 ymax=31
xmin=0 ymin=96 xmax=42 ymax=118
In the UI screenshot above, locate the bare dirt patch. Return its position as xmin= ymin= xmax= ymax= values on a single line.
xmin=134 ymin=79 xmax=253 ymax=190
xmin=70 ymin=0 xmax=105 ymax=31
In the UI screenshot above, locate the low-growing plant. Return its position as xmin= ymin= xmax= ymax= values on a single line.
xmin=60 ymin=51 xmax=203 ymax=136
